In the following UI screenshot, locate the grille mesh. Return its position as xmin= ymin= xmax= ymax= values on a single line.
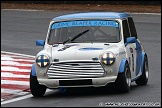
xmin=47 ymin=61 xmax=105 ymax=79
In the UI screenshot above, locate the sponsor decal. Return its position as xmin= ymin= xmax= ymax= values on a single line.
xmin=58 ymin=44 xmax=79 ymax=51
xmin=92 ymin=57 xmax=99 ymax=61
xmin=115 ymin=51 xmax=125 ymax=56
xmin=58 ymin=46 xmax=68 ymax=51
xmin=52 ymin=20 xmax=119 ymax=29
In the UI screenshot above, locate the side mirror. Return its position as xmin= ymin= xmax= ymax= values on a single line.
xmin=36 ymin=40 xmax=45 ymax=46
xmin=125 ymin=37 xmax=136 ymax=46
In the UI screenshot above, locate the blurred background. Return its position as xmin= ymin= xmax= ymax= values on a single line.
xmin=1 ymin=1 xmax=161 ymax=13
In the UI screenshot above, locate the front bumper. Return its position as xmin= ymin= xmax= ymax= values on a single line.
xmin=36 ymin=60 xmax=119 ymax=88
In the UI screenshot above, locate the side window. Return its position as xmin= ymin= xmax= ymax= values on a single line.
xmin=128 ymin=17 xmax=137 ymax=38
xmin=122 ymin=19 xmax=130 ymax=43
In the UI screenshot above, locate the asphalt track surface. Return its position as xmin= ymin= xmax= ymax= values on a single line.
xmin=1 ymin=10 xmax=161 ymax=107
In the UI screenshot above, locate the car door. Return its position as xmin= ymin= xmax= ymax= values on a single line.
xmin=128 ymin=17 xmax=142 ymax=76
xmin=122 ymin=19 xmax=137 ymax=79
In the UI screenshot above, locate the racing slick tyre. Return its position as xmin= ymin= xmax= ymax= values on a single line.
xmin=115 ymin=62 xmax=131 ymax=93
xmin=135 ymin=56 xmax=149 ymax=85
xmin=30 ymin=72 xmax=46 ymax=97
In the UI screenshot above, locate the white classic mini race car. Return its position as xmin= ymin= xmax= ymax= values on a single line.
xmin=30 ymin=12 xmax=149 ymax=97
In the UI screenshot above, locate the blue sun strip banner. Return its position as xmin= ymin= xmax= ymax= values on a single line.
xmin=51 ymin=20 xmax=119 ymax=29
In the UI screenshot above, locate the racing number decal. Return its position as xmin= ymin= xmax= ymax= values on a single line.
xmin=129 ymin=40 xmax=142 ymax=76
xmin=129 ymin=47 xmax=134 ymax=72
xmin=132 ymin=53 xmax=134 ymax=72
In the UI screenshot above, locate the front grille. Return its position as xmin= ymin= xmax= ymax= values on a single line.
xmin=47 ymin=61 xmax=105 ymax=79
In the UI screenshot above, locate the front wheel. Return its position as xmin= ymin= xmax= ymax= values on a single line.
xmin=30 ymin=72 xmax=46 ymax=97
xmin=115 ymin=63 xmax=131 ymax=93
xmin=135 ymin=56 xmax=149 ymax=85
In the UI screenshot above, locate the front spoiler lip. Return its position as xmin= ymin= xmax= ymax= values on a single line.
xmin=38 ymin=76 xmax=117 ymax=88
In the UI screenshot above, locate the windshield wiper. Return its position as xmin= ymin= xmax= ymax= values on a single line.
xmin=63 ymin=29 xmax=89 ymax=45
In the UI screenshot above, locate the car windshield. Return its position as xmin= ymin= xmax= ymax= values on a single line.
xmin=48 ymin=20 xmax=120 ymax=44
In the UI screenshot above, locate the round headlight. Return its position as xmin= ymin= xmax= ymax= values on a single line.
xmin=101 ymin=52 xmax=115 ymax=65
xmin=36 ymin=54 xmax=50 ymax=67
